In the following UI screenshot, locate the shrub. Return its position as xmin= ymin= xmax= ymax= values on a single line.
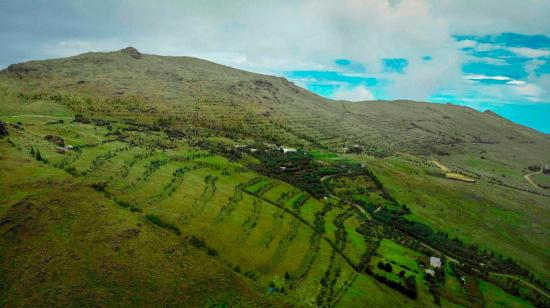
xmin=91 ymin=182 xmax=107 ymax=192
xmin=114 ymin=199 xmax=142 ymax=212
xmin=190 ymin=235 xmax=206 ymax=248
xmin=207 ymin=247 xmax=218 ymax=256
xmin=189 ymin=235 xmax=220 ymax=257
xmin=145 ymin=214 xmax=181 ymax=235
xmin=65 ymin=166 xmax=77 ymax=175
xmin=35 ymin=149 xmax=42 ymax=161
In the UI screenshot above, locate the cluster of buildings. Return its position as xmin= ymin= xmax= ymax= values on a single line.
xmin=423 ymin=256 xmax=441 ymax=276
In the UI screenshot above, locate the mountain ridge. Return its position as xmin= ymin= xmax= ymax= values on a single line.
xmin=2 ymin=47 xmax=549 ymax=183
xmin=1 ymin=47 xmax=549 ymax=307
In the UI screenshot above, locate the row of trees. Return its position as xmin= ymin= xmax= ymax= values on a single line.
xmin=251 ymin=149 xmax=344 ymax=198
xmin=365 ymin=265 xmax=418 ymax=299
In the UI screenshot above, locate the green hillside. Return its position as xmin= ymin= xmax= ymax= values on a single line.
xmin=0 ymin=48 xmax=549 ymax=307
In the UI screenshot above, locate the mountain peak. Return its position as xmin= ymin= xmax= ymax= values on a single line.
xmin=120 ymin=46 xmax=142 ymax=59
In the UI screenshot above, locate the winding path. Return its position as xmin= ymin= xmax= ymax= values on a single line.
xmin=491 ymin=273 xmax=550 ymax=300
xmin=524 ymin=170 xmax=542 ymax=190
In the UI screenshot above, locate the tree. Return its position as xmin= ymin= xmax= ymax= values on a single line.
xmin=35 ymin=149 xmax=42 ymax=161
xmin=0 ymin=121 xmax=8 ymax=137
xmin=404 ymin=275 xmax=416 ymax=290
xmin=384 ymin=262 xmax=393 ymax=273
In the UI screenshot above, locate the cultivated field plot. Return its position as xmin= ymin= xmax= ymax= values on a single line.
xmin=0 ymin=116 xmax=407 ymax=306
xmin=354 ymin=154 xmax=550 ymax=281
xmin=0 ymin=110 xmax=546 ymax=306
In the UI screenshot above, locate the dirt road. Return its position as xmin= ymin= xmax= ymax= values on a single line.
xmin=524 ymin=170 xmax=542 ymax=189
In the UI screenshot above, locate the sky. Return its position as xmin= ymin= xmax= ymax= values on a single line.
xmin=1 ymin=0 xmax=549 ymax=133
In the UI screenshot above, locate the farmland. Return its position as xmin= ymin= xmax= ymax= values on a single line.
xmin=0 ymin=48 xmax=549 ymax=306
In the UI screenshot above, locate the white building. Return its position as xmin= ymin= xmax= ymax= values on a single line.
xmin=281 ymin=147 xmax=297 ymax=154
xmin=430 ymin=256 xmax=441 ymax=268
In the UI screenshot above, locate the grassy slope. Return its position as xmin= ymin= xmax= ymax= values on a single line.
xmin=1 ymin=48 xmax=549 ymax=168
xmin=353 ymin=154 xmax=550 ymax=280
xmin=0 ymin=138 xmax=268 ymax=307
xmin=0 ymin=48 xmax=547 ymax=306
xmin=0 ymin=109 xmax=426 ymax=306
xmin=0 ymin=106 xmax=537 ymax=307
xmin=479 ymin=281 xmax=534 ymax=308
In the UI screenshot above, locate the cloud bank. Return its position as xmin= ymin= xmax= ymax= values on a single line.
xmin=1 ymin=0 xmax=549 ymax=107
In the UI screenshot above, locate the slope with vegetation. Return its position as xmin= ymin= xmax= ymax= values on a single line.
xmin=0 ymin=47 xmax=548 ymax=307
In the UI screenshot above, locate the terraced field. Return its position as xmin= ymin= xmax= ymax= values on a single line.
xmin=1 ymin=48 xmax=548 ymax=306
xmin=2 ymin=112 xmax=543 ymax=306
xmin=0 ymin=115 xmax=403 ymax=306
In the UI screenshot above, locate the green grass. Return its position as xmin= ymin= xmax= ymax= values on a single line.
xmin=355 ymin=154 xmax=550 ymax=280
xmin=479 ymin=281 xmax=534 ymax=308
xmin=342 ymin=216 xmax=368 ymax=264
xmin=1 ymin=52 xmax=546 ymax=306
xmin=0 ymin=113 xmax=544 ymax=306
xmin=369 ymin=239 xmax=423 ymax=285
xmin=0 ymin=136 xmax=272 ymax=306
xmin=532 ymin=173 xmax=550 ymax=187
xmin=376 ymin=239 xmax=422 ymax=270
xmin=145 ymin=214 xmax=181 ymax=235
xmin=339 ymin=273 xmax=426 ymax=307
xmin=0 ymin=117 xmax=386 ymax=305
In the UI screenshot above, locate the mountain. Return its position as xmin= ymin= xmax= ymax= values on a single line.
xmin=0 ymin=48 xmax=548 ymax=306
xmin=3 ymin=47 xmax=549 ymax=160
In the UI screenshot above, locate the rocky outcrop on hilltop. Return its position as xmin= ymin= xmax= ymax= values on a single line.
xmin=121 ymin=47 xmax=142 ymax=59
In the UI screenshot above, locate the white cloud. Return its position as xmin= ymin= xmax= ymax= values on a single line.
xmin=508 ymin=47 xmax=550 ymax=58
xmin=41 ymin=39 xmax=125 ymax=58
xmin=333 ymin=85 xmax=375 ymax=101
xmin=3 ymin=0 xmax=550 ymax=104
xmin=457 ymin=40 xmax=477 ymax=48
xmin=475 ymin=43 xmax=502 ymax=52
xmin=507 ymin=80 xmax=526 ymax=85
xmin=513 ymin=83 xmax=543 ymax=101
xmin=432 ymin=0 xmax=550 ymax=35
xmin=465 ymin=74 xmax=512 ymax=81
xmin=108 ymin=0 xmax=550 ymax=103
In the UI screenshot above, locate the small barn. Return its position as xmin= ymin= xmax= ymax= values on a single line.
xmin=430 ymin=256 xmax=441 ymax=268
xmin=281 ymin=147 xmax=297 ymax=154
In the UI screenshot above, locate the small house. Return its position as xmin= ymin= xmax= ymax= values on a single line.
xmin=281 ymin=147 xmax=297 ymax=154
xmin=430 ymin=256 xmax=441 ymax=268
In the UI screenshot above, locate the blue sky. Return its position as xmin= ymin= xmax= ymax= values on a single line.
xmin=1 ymin=0 xmax=549 ymax=133
xmin=282 ymin=32 xmax=550 ymax=133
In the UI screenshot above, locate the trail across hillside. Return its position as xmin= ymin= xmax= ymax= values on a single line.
xmin=524 ymin=170 xmax=542 ymax=189
xmin=429 ymin=160 xmax=476 ymax=183
xmin=429 ymin=160 xmax=450 ymax=172
xmin=0 ymin=114 xmax=72 ymax=119
xmin=491 ymin=273 xmax=550 ymax=300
